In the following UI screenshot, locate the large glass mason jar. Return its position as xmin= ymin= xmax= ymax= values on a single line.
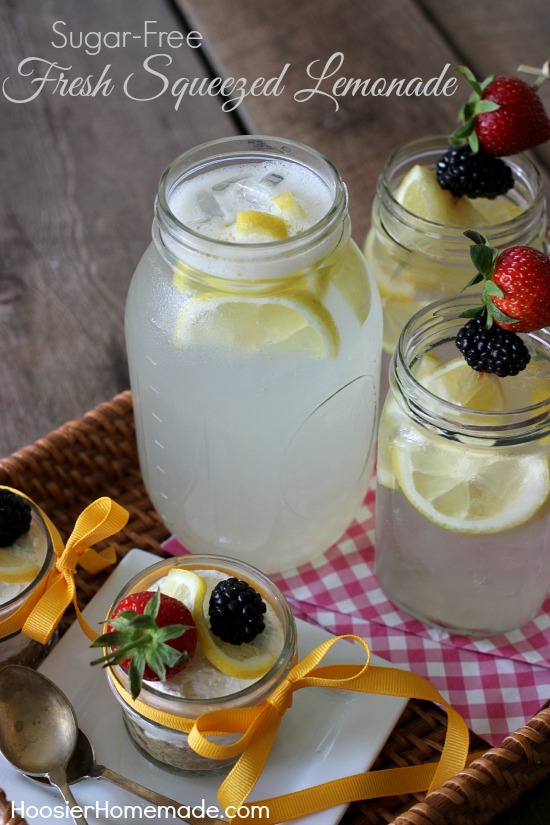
xmin=364 ymin=136 xmax=547 ymax=399
xmin=126 ymin=136 xmax=382 ymax=573
xmin=375 ymin=297 xmax=550 ymax=637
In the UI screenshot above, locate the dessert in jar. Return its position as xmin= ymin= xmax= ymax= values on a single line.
xmin=125 ymin=135 xmax=382 ymax=573
xmin=94 ymin=555 xmax=296 ymax=773
xmin=376 ymin=233 xmax=550 ymax=636
xmin=0 ymin=489 xmax=55 ymax=667
xmin=364 ymin=65 xmax=550 ymax=400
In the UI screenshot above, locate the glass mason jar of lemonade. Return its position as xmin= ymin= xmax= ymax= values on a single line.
xmin=364 ymin=136 xmax=547 ymax=396
xmin=376 ymin=297 xmax=550 ymax=636
xmin=126 ymin=136 xmax=382 ymax=573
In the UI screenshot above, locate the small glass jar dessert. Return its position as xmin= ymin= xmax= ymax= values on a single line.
xmin=0 ymin=494 xmax=55 ymax=667
xmin=103 ymin=555 xmax=297 ymax=774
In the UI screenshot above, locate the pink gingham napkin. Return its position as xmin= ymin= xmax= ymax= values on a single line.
xmin=162 ymin=474 xmax=550 ymax=746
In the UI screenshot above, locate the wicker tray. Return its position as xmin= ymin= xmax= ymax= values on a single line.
xmin=1 ymin=390 xmax=550 ymax=825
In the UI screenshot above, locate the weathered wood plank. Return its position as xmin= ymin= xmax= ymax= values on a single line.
xmin=0 ymin=0 xmax=238 ymax=456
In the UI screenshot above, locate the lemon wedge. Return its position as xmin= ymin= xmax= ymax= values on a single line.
xmin=273 ymin=191 xmax=305 ymax=223
xmin=236 ymin=210 xmax=289 ymax=240
xmin=395 ymin=165 xmax=486 ymax=226
xmin=160 ymin=567 xmax=280 ymax=680
xmin=421 ymin=357 xmax=506 ymax=411
xmin=0 ymin=544 xmax=41 ymax=584
xmin=393 ymin=434 xmax=550 ymax=534
xmin=173 ymin=293 xmax=339 ymax=357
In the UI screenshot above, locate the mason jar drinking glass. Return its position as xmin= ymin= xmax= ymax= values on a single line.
xmin=364 ymin=136 xmax=547 ymax=401
xmin=126 ymin=136 xmax=382 ymax=573
xmin=0 ymin=499 xmax=55 ymax=667
xmin=103 ymin=554 xmax=297 ymax=773
xmin=375 ymin=296 xmax=550 ymax=636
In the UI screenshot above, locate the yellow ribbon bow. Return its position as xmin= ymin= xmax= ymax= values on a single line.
xmin=0 ymin=488 xmax=128 ymax=643
xmin=112 ymin=634 xmax=474 ymax=823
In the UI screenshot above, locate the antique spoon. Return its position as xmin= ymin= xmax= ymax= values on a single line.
xmin=31 ymin=727 xmax=228 ymax=824
xmin=0 ymin=665 xmax=88 ymax=825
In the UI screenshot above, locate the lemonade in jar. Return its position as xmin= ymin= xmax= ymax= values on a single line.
xmin=126 ymin=136 xmax=382 ymax=573
xmin=376 ymin=292 xmax=550 ymax=636
xmin=364 ymin=136 xmax=547 ymax=370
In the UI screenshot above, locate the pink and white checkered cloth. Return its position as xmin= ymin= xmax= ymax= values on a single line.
xmin=163 ymin=475 xmax=550 ymax=746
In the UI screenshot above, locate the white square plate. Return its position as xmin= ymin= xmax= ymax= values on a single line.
xmin=1 ymin=549 xmax=407 ymax=825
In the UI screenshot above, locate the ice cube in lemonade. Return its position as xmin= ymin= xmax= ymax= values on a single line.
xmin=375 ymin=300 xmax=550 ymax=636
xmin=126 ymin=138 xmax=382 ymax=573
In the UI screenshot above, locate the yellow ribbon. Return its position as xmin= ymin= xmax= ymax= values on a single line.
xmin=112 ymin=634 xmax=474 ymax=823
xmin=0 ymin=488 xmax=128 ymax=643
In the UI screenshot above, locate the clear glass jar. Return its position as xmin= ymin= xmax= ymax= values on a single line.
xmin=0 ymin=501 xmax=55 ymax=667
xmin=125 ymin=135 xmax=382 ymax=573
xmin=375 ymin=296 xmax=550 ymax=637
xmin=105 ymin=555 xmax=297 ymax=773
xmin=364 ymin=136 xmax=547 ymax=401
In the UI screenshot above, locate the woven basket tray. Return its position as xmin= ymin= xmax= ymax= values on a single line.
xmin=1 ymin=390 xmax=549 ymax=825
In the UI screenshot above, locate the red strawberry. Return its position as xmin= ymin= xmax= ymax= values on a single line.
xmin=477 ymin=76 xmax=550 ymax=156
xmin=461 ymin=230 xmax=550 ymax=333
xmin=91 ymin=590 xmax=197 ymax=698
xmin=451 ymin=67 xmax=550 ymax=156
xmin=491 ymin=246 xmax=550 ymax=332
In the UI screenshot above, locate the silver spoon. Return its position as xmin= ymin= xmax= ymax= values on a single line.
xmin=32 ymin=727 xmax=227 ymax=824
xmin=0 ymin=665 xmax=88 ymax=825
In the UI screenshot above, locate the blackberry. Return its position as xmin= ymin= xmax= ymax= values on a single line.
xmin=436 ymin=145 xmax=514 ymax=199
xmin=208 ymin=577 xmax=266 ymax=645
xmin=455 ymin=317 xmax=530 ymax=377
xmin=0 ymin=490 xmax=32 ymax=548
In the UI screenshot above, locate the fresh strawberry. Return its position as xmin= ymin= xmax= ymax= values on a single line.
xmin=461 ymin=230 xmax=550 ymax=333
xmin=451 ymin=66 xmax=550 ymax=156
xmin=91 ymin=590 xmax=197 ymax=699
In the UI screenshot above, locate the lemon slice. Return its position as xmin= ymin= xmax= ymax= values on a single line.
xmin=173 ymin=293 xmax=339 ymax=357
xmin=393 ymin=434 xmax=550 ymax=534
xmin=380 ymin=294 xmax=427 ymax=355
xmin=330 ymin=242 xmax=372 ymax=324
xmin=236 ymin=210 xmax=289 ymax=240
xmin=159 ymin=567 xmax=207 ymax=613
xmin=395 ymin=165 xmax=486 ymax=227
xmin=0 ymin=544 xmax=41 ymax=584
xmin=364 ymin=230 xmax=416 ymax=301
xmin=422 ymin=357 xmax=506 ymax=411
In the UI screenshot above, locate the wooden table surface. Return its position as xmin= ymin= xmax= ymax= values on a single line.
xmin=2 ymin=1 xmax=550 ymax=822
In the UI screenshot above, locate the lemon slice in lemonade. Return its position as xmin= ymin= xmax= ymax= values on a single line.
xmin=393 ymin=437 xmax=550 ymax=535
xmin=0 ymin=544 xmax=41 ymax=584
xmin=160 ymin=568 xmax=280 ymax=679
xmin=174 ymin=293 xmax=339 ymax=357
xmin=395 ymin=165 xmax=486 ymax=226
xmin=393 ymin=357 xmax=550 ymax=533
xmin=421 ymin=357 xmax=506 ymax=411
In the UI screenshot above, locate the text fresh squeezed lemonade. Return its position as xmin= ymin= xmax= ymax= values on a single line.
xmin=126 ymin=137 xmax=382 ymax=573
xmin=375 ymin=298 xmax=550 ymax=636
